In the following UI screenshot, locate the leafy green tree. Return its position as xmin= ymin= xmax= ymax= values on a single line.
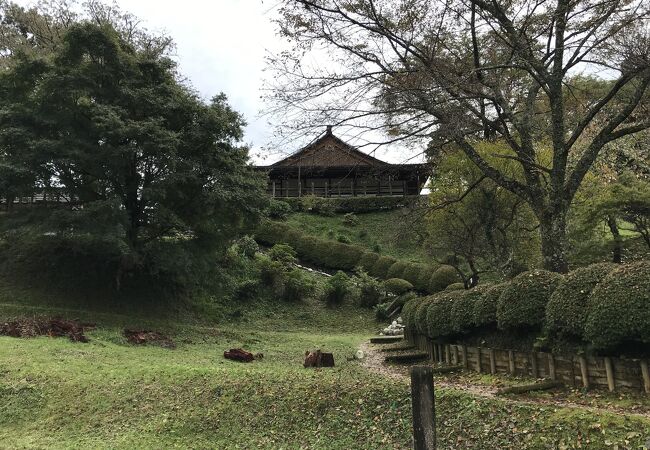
xmin=270 ymin=0 xmax=650 ymax=272
xmin=426 ymin=142 xmax=539 ymax=284
xmin=0 ymin=23 xmax=266 ymax=288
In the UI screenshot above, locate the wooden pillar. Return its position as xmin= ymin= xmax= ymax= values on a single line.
xmin=531 ymin=352 xmax=538 ymax=379
xmin=445 ymin=345 xmax=451 ymax=364
xmin=411 ymin=366 xmax=436 ymax=450
xmin=453 ymin=346 xmax=459 ymax=365
xmin=489 ymin=349 xmax=496 ymax=374
xmin=604 ymin=357 xmax=615 ymax=392
xmin=579 ymin=356 xmax=590 ymax=389
xmin=548 ymin=354 xmax=556 ymax=380
xmin=272 ymin=181 xmax=276 ymax=198
xmin=508 ymin=351 xmax=516 ymax=375
xmin=476 ymin=348 xmax=482 ymax=373
xmin=641 ymin=361 xmax=650 ymax=394
xmin=462 ymin=345 xmax=468 ymax=369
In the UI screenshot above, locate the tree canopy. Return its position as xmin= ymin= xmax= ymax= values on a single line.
xmin=269 ymin=0 xmax=650 ymax=272
xmin=0 ymin=21 xmax=266 ymax=290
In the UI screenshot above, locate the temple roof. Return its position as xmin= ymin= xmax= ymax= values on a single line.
xmin=262 ymin=127 xmax=423 ymax=169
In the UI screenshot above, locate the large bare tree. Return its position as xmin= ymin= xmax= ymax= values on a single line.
xmin=268 ymin=0 xmax=650 ymax=272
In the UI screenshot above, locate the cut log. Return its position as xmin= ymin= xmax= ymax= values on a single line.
xmin=370 ymin=335 xmax=404 ymax=344
xmin=430 ymin=365 xmax=463 ymax=374
xmin=385 ymin=352 xmax=429 ymax=363
xmin=224 ymin=348 xmax=254 ymax=362
xmin=496 ymin=381 xmax=562 ymax=395
xmin=304 ymin=350 xmax=335 ymax=368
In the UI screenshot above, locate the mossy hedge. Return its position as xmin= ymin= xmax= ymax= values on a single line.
xmin=585 ymin=261 xmax=650 ymax=351
xmin=281 ymin=195 xmax=423 ymax=213
xmin=450 ymin=286 xmax=490 ymax=334
xmin=428 ymin=265 xmax=461 ymax=293
xmin=425 ymin=291 xmax=461 ymax=338
xmin=445 ymin=282 xmax=465 ymax=291
xmin=415 ymin=295 xmax=438 ymax=335
xmin=546 ymin=263 xmax=616 ymax=339
xmin=357 ymin=252 xmax=380 ymax=272
xmin=473 ymin=283 xmax=507 ymax=328
xmin=496 ymin=270 xmax=563 ymax=330
xmin=370 ymin=255 xmax=398 ymax=279
xmin=387 ymin=261 xmax=408 ymax=279
xmin=383 ymin=278 xmax=414 ymax=295
xmin=415 ymin=264 xmax=438 ymax=292
xmin=402 ymin=297 xmax=423 ymax=330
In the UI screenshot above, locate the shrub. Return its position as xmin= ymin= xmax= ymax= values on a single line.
xmin=496 ymin=270 xmax=563 ymax=330
xmin=473 ymin=283 xmax=508 ymax=328
xmin=343 ymin=212 xmax=360 ymax=226
xmin=254 ymin=220 xmax=292 ymax=246
xmin=387 ymin=261 xmax=408 ymax=279
xmin=415 ymin=295 xmax=438 ymax=335
xmin=324 ymin=271 xmax=354 ymax=305
xmin=371 ymin=255 xmax=398 ymax=279
xmin=402 ymin=296 xmax=424 ymax=330
xmin=266 ymin=200 xmax=292 ymax=220
xmin=236 ymin=235 xmax=259 ymax=258
xmin=268 ymin=243 xmax=297 ymax=266
xmin=336 ymin=233 xmax=352 ymax=244
xmin=415 ymin=266 xmax=437 ymax=292
xmin=292 ymin=235 xmax=320 ymax=262
xmin=372 ymin=242 xmax=382 ymax=253
xmin=234 ymin=279 xmax=259 ymax=301
xmin=357 ymin=252 xmax=380 ymax=272
xmin=282 ymin=269 xmax=317 ymax=302
xmin=426 ymin=291 xmax=462 ymax=338
xmin=256 ymin=254 xmax=284 ymax=287
xmin=450 ymin=286 xmax=490 ymax=334
xmin=401 ymin=263 xmax=425 ymax=287
xmin=395 ymin=291 xmax=418 ymax=308
xmin=445 ymin=282 xmax=466 ymax=291
xmin=353 ymin=269 xmax=384 ymax=307
xmin=585 ymin=262 xmax=650 ymax=351
xmin=311 ymin=240 xmax=364 ymax=270
xmin=384 ymin=278 xmax=414 ymax=295
xmin=427 ymin=265 xmax=461 ymax=293
xmin=546 ymin=263 xmax=616 ymax=339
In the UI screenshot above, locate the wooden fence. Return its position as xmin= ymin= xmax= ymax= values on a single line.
xmin=405 ymin=329 xmax=650 ymax=393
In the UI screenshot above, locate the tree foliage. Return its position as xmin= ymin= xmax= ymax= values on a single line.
xmin=270 ymin=0 xmax=650 ymax=272
xmin=0 ymin=21 xmax=266 ymax=289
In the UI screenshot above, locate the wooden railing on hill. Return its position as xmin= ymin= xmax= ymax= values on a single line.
xmin=405 ymin=329 xmax=650 ymax=393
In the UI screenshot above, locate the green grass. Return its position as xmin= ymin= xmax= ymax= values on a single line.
xmin=285 ymin=211 xmax=432 ymax=264
xmin=1 ymin=280 xmax=650 ymax=448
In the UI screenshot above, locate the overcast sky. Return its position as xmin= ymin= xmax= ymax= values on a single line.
xmin=15 ymin=0 xmax=425 ymax=165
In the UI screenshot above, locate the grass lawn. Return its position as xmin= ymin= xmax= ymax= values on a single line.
xmin=1 ymin=282 xmax=650 ymax=449
xmin=285 ymin=210 xmax=432 ymax=264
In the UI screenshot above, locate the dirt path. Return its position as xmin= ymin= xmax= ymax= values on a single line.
xmin=359 ymin=340 xmax=650 ymax=421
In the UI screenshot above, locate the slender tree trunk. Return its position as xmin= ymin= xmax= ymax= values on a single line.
xmin=539 ymin=210 xmax=570 ymax=273
xmin=606 ymin=215 xmax=622 ymax=263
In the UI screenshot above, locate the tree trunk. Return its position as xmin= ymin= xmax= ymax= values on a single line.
xmin=539 ymin=210 xmax=570 ymax=273
xmin=606 ymin=215 xmax=622 ymax=263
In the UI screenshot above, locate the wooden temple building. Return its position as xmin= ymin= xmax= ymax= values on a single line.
xmin=258 ymin=127 xmax=430 ymax=197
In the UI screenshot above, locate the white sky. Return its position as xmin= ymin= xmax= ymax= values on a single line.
xmin=15 ymin=0 xmax=425 ymax=165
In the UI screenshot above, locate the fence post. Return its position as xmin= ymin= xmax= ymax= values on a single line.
xmin=579 ymin=356 xmax=590 ymax=389
xmin=489 ymin=349 xmax=496 ymax=375
xmin=641 ymin=361 xmax=650 ymax=394
xmin=548 ymin=354 xmax=556 ymax=380
xmin=604 ymin=357 xmax=615 ymax=392
xmin=411 ymin=366 xmax=436 ymax=450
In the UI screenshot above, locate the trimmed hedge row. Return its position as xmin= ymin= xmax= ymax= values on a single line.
xmin=404 ymin=262 xmax=650 ymax=352
xmin=255 ymin=220 xmax=458 ymax=293
xmin=280 ymin=195 xmax=424 ymax=213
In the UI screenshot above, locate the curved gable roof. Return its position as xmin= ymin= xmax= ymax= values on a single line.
xmin=269 ymin=129 xmax=388 ymax=169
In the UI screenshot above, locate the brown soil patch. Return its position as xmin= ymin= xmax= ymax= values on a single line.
xmin=124 ymin=329 xmax=176 ymax=349
xmin=0 ymin=318 xmax=93 ymax=342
